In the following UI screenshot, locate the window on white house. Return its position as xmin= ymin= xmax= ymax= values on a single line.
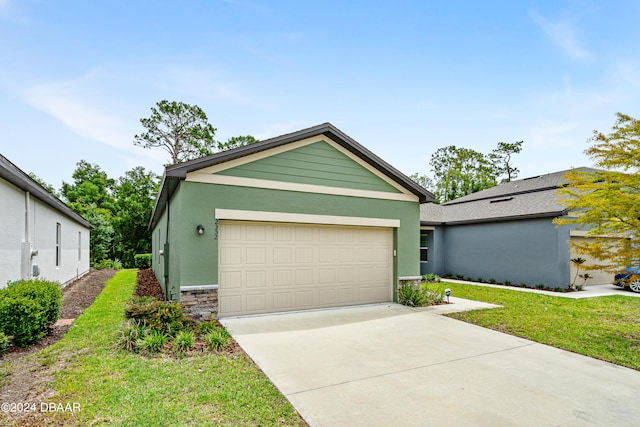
xmin=56 ymin=223 xmax=61 ymax=267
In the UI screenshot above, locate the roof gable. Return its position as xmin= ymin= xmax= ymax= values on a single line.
xmin=190 ymin=138 xmax=404 ymax=194
xmin=150 ymin=123 xmax=433 ymax=229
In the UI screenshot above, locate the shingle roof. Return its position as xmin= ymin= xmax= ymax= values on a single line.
xmin=421 ymin=167 xmax=596 ymax=225
xmin=0 ymin=154 xmax=92 ymax=228
xmin=150 ymin=123 xmax=434 ymax=229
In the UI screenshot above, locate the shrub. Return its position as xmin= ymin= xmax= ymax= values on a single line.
xmin=477 ymin=277 xmax=484 ymax=283
xmin=134 ymin=254 xmax=152 ymax=269
xmin=456 ymin=274 xmax=464 ymax=279
xmin=535 ymin=283 xmax=545 ymax=289
xmin=398 ymin=283 xmax=427 ymax=307
xmin=196 ymin=320 xmax=221 ymax=336
xmin=0 ymin=331 xmax=11 ymax=354
xmin=488 ymin=278 xmax=496 ymax=284
xmin=204 ymin=329 xmax=230 ymax=351
xmin=0 ymin=279 xmax=62 ymax=346
xmin=174 ymin=329 xmax=196 ymax=352
xmin=125 ymin=298 xmax=194 ymax=335
xmin=94 ymin=259 xmax=123 ymax=270
xmin=553 ymin=287 xmax=564 ymax=292
xmin=421 ymin=283 xmax=446 ymax=305
xmin=504 ymin=280 xmax=512 ymax=286
xmin=116 ymin=319 xmax=146 ymax=352
xmin=422 ymin=274 xmax=441 ymax=283
xmin=137 ymin=329 xmax=168 ymax=354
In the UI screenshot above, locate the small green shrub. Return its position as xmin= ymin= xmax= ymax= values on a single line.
xmin=196 ymin=320 xmax=220 ymax=336
xmin=116 ymin=319 xmax=146 ymax=352
xmin=0 ymin=331 xmax=11 ymax=354
xmin=174 ymin=329 xmax=196 ymax=352
xmin=94 ymin=259 xmax=123 ymax=270
xmin=137 ymin=329 xmax=168 ymax=354
xmin=444 ymin=273 xmax=452 ymax=278
xmin=488 ymin=278 xmax=496 ymax=284
xmin=421 ymin=283 xmax=446 ymax=305
xmin=398 ymin=283 xmax=427 ymax=307
xmin=504 ymin=280 xmax=512 ymax=286
xmin=477 ymin=277 xmax=484 ymax=283
xmin=422 ymin=274 xmax=441 ymax=283
xmin=134 ymin=254 xmax=152 ymax=269
xmin=125 ymin=298 xmax=194 ymax=335
xmin=535 ymin=283 xmax=545 ymax=289
xmin=0 ymin=279 xmax=62 ymax=347
xmin=520 ymin=283 xmax=528 ymax=288
xmin=553 ymin=287 xmax=564 ymax=292
xmin=456 ymin=274 xmax=464 ymax=279
xmin=204 ymin=329 xmax=229 ymax=351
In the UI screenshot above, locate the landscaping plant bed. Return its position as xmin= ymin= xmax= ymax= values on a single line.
xmin=0 ymin=268 xmax=117 ymax=364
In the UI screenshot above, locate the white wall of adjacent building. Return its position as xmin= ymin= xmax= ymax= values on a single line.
xmin=0 ymin=177 xmax=90 ymax=288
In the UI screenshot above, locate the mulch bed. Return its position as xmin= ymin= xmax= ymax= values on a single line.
xmin=135 ymin=268 xmax=165 ymax=300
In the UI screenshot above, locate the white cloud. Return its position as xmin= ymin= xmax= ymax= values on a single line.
xmin=21 ymin=71 xmax=166 ymax=167
xmin=529 ymin=10 xmax=592 ymax=60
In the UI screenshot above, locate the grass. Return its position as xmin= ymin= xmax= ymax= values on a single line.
xmin=444 ymin=282 xmax=640 ymax=370
xmin=22 ymin=270 xmax=306 ymax=426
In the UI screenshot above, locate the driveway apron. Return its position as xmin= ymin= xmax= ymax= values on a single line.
xmin=221 ymin=303 xmax=640 ymax=427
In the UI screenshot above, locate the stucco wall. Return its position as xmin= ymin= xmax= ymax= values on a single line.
xmin=424 ymin=218 xmax=572 ymax=288
xmin=0 ymin=179 xmax=25 ymax=285
xmin=153 ymin=181 xmax=420 ymax=301
xmin=1 ymin=178 xmax=90 ymax=287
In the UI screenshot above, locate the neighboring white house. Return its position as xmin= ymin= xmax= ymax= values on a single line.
xmin=0 ymin=154 xmax=91 ymax=288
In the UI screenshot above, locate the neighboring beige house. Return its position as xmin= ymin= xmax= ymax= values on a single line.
xmin=0 ymin=154 xmax=91 ymax=288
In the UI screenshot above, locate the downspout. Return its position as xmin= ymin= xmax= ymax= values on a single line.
xmin=163 ymin=200 xmax=170 ymax=301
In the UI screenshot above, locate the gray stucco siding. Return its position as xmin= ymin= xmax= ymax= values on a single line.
xmin=426 ymin=218 xmax=571 ymax=287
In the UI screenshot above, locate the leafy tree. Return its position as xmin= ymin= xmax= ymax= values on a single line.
xmin=555 ymin=113 xmax=640 ymax=272
xmin=409 ymin=173 xmax=434 ymax=191
xmin=429 ymin=146 xmax=498 ymax=203
xmin=82 ymin=206 xmax=115 ymax=262
xmin=61 ymin=161 xmax=116 ymax=262
xmin=61 ymin=160 xmax=115 ymax=215
xmin=134 ymin=100 xmax=218 ymax=165
xmin=218 ymin=135 xmax=259 ymax=151
xmin=28 ymin=172 xmax=59 ymax=197
xmin=112 ymin=167 xmax=159 ymax=267
xmin=489 ymin=140 xmax=523 ymax=182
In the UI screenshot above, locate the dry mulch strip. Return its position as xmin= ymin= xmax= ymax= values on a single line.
xmin=135 ymin=268 xmax=165 ymax=300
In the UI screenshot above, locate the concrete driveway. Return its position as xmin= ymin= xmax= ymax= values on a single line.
xmin=222 ymin=303 xmax=640 ymax=427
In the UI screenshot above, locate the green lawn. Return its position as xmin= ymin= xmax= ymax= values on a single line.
xmin=25 ymin=270 xmax=306 ymax=426
xmin=445 ymin=283 xmax=640 ymax=370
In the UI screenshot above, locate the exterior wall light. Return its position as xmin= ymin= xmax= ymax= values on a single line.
xmin=196 ymin=224 xmax=205 ymax=235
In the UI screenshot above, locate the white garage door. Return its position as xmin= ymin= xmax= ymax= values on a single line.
xmin=218 ymin=220 xmax=393 ymax=317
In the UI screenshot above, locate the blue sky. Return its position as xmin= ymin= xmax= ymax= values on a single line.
xmin=1 ymin=0 xmax=639 ymax=189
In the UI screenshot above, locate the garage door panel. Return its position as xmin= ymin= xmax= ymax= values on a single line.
xmin=246 ymin=293 xmax=266 ymax=311
xmin=218 ymin=221 xmax=393 ymax=317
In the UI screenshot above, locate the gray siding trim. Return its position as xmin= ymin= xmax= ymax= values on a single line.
xmin=0 ymin=154 xmax=92 ymax=228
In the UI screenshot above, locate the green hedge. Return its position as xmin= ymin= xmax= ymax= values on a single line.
xmin=0 ymin=279 xmax=62 ymax=347
xmin=134 ymin=253 xmax=152 ymax=269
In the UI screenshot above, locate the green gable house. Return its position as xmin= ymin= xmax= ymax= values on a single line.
xmin=149 ymin=123 xmax=433 ymax=319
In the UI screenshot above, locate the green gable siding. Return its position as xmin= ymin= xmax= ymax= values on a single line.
xmin=216 ymin=141 xmax=402 ymax=193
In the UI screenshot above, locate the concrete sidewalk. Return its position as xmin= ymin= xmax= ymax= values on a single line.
xmin=444 ymin=279 xmax=640 ymax=298
xmin=222 ymin=303 xmax=640 ymax=427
